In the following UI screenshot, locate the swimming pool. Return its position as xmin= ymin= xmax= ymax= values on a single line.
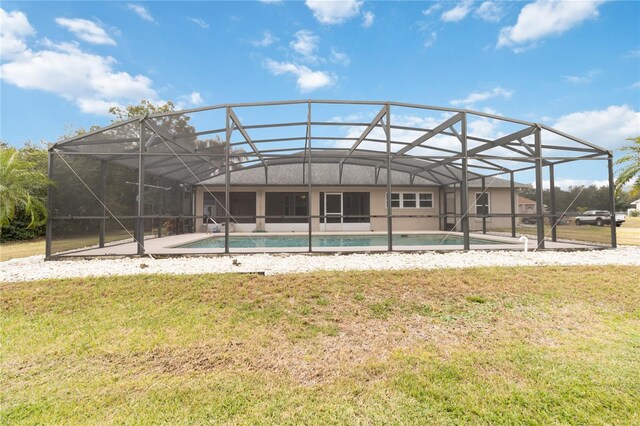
xmin=177 ymin=233 xmax=502 ymax=249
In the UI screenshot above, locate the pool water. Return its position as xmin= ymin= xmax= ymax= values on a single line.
xmin=177 ymin=233 xmax=500 ymax=249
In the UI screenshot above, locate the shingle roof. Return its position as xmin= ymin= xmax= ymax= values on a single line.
xmin=202 ymin=150 xmax=528 ymax=188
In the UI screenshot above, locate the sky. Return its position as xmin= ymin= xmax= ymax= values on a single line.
xmin=0 ymin=0 xmax=639 ymax=188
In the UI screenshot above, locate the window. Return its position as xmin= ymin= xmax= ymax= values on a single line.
xmin=419 ymin=193 xmax=433 ymax=208
xmin=391 ymin=193 xmax=400 ymax=208
xmin=343 ymin=192 xmax=370 ymax=223
xmin=402 ymin=193 xmax=416 ymax=208
xmin=475 ymin=192 xmax=490 ymax=217
xmin=387 ymin=192 xmax=434 ymax=209
xmin=203 ymin=192 xmax=256 ymax=223
xmin=266 ymin=192 xmax=308 ymax=223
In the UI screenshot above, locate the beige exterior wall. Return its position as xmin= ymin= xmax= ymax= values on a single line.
xmin=518 ymin=203 xmax=536 ymax=215
xmin=450 ymin=188 xmax=516 ymax=231
xmin=196 ymin=185 xmax=514 ymax=232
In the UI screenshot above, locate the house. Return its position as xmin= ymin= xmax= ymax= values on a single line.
xmin=195 ymin=153 xmax=527 ymax=234
xmin=45 ymin=100 xmax=617 ymax=257
xmin=628 ymin=199 xmax=640 ymax=215
xmin=517 ymin=196 xmax=537 ymax=216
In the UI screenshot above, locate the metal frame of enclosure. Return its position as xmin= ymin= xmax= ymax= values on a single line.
xmin=46 ymin=100 xmax=617 ymax=258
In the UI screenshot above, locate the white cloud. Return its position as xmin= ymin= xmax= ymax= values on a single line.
xmin=187 ymin=91 xmax=203 ymax=105
xmin=188 ymin=17 xmax=209 ymax=29
xmin=450 ymin=87 xmax=513 ymax=108
xmin=468 ymin=116 xmax=505 ymax=140
xmin=441 ymin=0 xmax=473 ymax=23
xmin=0 ymin=12 xmax=159 ymax=116
xmin=540 ymin=179 xmax=608 ymax=190
xmin=0 ymin=8 xmax=36 ymax=59
xmin=252 ymin=30 xmax=278 ymax=47
xmin=333 ymin=112 xmax=466 ymax=157
xmin=549 ymin=105 xmax=640 ymax=150
xmin=474 ymin=1 xmax=503 ymax=23
xmin=330 ymin=47 xmax=350 ymax=66
xmin=361 ymin=11 xmax=374 ymax=28
xmin=564 ymin=69 xmax=600 ymax=84
xmin=290 ymin=30 xmax=320 ymax=62
xmin=498 ymin=0 xmax=605 ymax=50
xmin=264 ymin=59 xmax=334 ymax=92
xmin=632 ymin=82 xmax=640 ymax=89
xmin=423 ymin=31 xmax=437 ymax=47
xmin=127 ymin=4 xmax=154 ymax=22
xmin=305 ymin=0 xmax=363 ymax=25
xmin=176 ymin=91 xmax=204 ymax=109
xmin=55 ymin=17 xmax=116 ymax=45
xmin=418 ymin=22 xmax=437 ymax=47
xmin=422 ymin=3 xmax=442 ymax=16
xmin=624 ymin=49 xmax=640 ymax=58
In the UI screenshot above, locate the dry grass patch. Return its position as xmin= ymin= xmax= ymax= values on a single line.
xmin=0 ymin=238 xmax=45 ymax=261
xmin=495 ymin=216 xmax=640 ymax=246
xmin=2 ymin=266 xmax=639 ymax=424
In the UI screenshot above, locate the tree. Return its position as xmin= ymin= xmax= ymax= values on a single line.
xmin=64 ymin=100 xmax=245 ymax=167
xmin=615 ymin=136 xmax=640 ymax=198
xmin=106 ymin=100 xmax=246 ymax=172
xmin=0 ymin=146 xmax=50 ymax=231
xmin=108 ymin=99 xmax=177 ymax=121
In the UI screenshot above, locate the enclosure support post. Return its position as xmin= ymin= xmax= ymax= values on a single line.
xmin=549 ymin=163 xmax=557 ymax=242
xmin=136 ymin=123 xmax=145 ymax=255
xmin=534 ymin=127 xmax=545 ymax=249
xmin=307 ymin=102 xmax=312 ymax=253
xmin=99 ymin=160 xmax=107 ymax=248
xmin=45 ymin=150 xmax=53 ymax=259
xmin=440 ymin=185 xmax=446 ymax=231
xmin=608 ymin=156 xmax=617 ymax=248
xmin=385 ymin=103 xmax=392 ymax=251
xmin=460 ymin=113 xmax=470 ymax=250
xmin=481 ymin=176 xmax=487 ymax=234
xmin=225 ymin=107 xmax=231 ymax=254
xmin=510 ymin=171 xmax=516 ymax=238
xmin=158 ymin=190 xmax=163 ymax=238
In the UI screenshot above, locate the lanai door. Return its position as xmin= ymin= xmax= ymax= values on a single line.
xmin=320 ymin=192 xmax=370 ymax=232
xmin=445 ymin=191 xmax=456 ymax=231
xmin=324 ymin=193 xmax=343 ymax=231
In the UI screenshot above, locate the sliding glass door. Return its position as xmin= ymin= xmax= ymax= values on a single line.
xmin=324 ymin=193 xmax=342 ymax=230
xmin=320 ymin=192 xmax=370 ymax=231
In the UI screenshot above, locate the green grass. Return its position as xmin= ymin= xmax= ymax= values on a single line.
xmin=2 ymin=266 xmax=639 ymax=424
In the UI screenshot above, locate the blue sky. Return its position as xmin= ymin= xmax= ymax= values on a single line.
xmin=1 ymin=0 xmax=639 ymax=187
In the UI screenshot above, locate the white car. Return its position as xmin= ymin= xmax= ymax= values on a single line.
xmin=574 ymin=210 xmax=626 ymax=227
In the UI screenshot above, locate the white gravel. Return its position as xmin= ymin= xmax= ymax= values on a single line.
xmin=1 ymin=247 xmax=639 ymax=282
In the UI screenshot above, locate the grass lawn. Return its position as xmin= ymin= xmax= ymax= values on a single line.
xmin=494 ymin=216 xmax=640 ymax=246
xmin=2 ymin=266 xmax=639 ymax=424
xmin=0 ymin=239 xmax=45 ymax=262
xmin=0 ymin=230 xmax=154 ymax=261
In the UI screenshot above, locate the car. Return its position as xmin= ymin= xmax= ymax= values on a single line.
xmin=574 ymin=210 xmax=626 ymax=227
xmin=521 ymin=216 xmax=537 ymax=225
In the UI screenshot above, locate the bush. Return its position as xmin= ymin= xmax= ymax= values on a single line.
xmin=630 ymin=210 xmax=640 ymax=217
xmin=0 ymin=209 xmax=46 ymax=242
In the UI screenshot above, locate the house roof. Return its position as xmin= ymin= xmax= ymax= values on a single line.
xmin=201 ymin=150 xmax=529 ymax=188
xmin=518 ymin=196 xmax=536 ymax=204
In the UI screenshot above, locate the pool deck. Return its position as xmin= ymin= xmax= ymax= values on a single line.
xmin=52 ymin=231 xmax=600 ymax=257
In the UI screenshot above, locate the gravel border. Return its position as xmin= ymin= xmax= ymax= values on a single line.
xmin=2 ymin=246 xmax=639 ymax=282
